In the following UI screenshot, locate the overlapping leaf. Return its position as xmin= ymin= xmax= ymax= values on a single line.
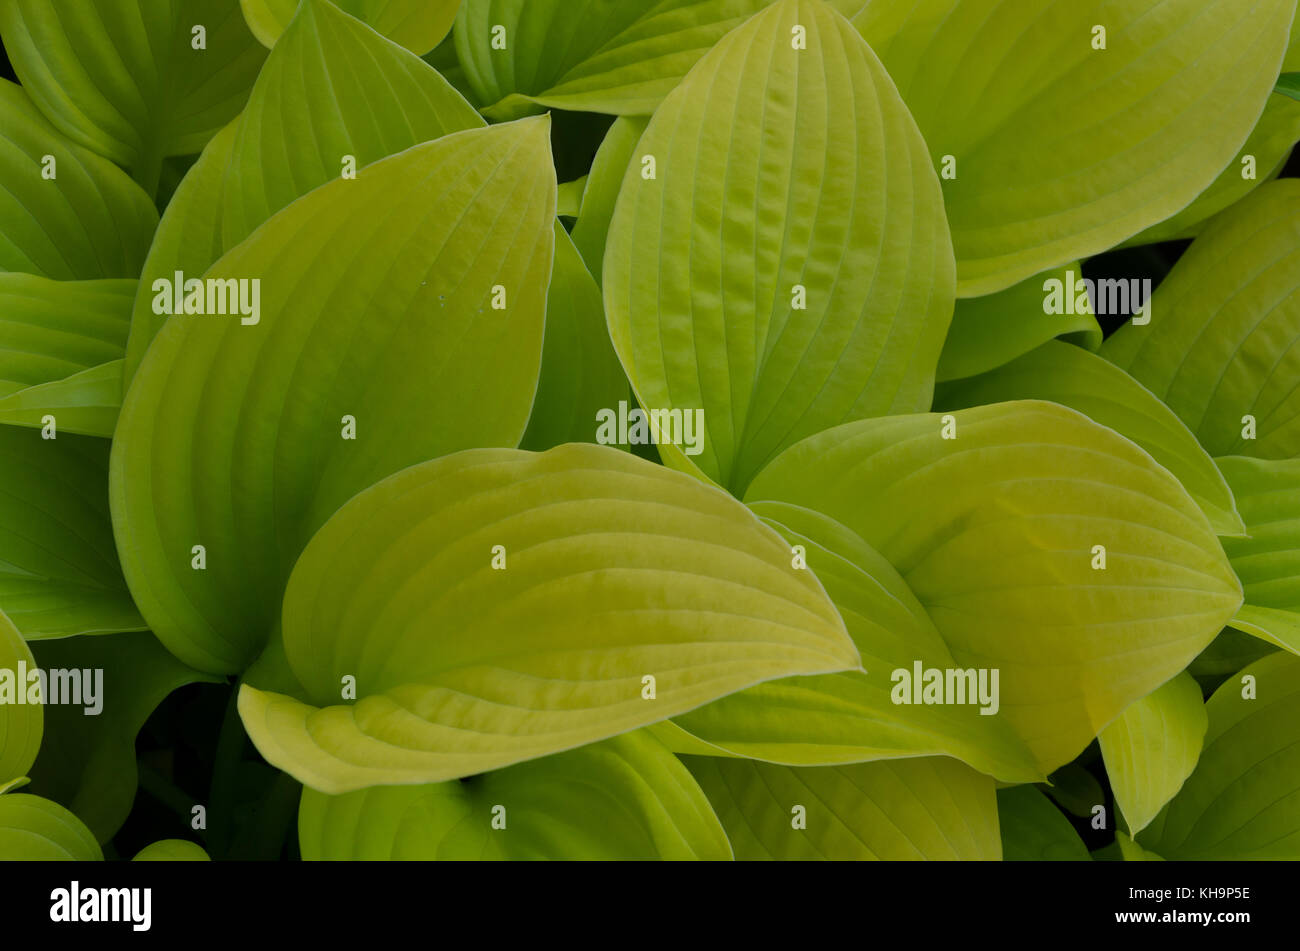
xmin=520 ymin=225 xmax=628 ymax=450
xmin=997 ymin=785 xmax=1090 ymax=861
xmin=0 ymin=0 xmax=267 ymax=183
xmin=0 ymin=610 xmax=41 ymax=785
xmin=0 ymin=428 xmax=145 ymax=639
xmin=26 ymin=632 xmax=222 ymax=842
xmin=0 ymin=793 xmax=101 ymax=860
xmin=111 ymin=118 xmax=556 ymax=674
xmin=665 ymin=501 xmax=1041 ymax=783
xmin=935 ymin=264 xmax=1100 ymax=383
xmin=1101 ymin=180 xmax=1300 ymax=460
xmin=0 ymin=275 xmax=133 ymax=437
xmin=605 ymin=0 xmax=954 ymax=494
xmin=744 ymin=401 xmax=1242 ymax=776
xmin=299 ymin=731 xmax=732 ymax=859
xmin=936 ymin=341 xmax=1245 ymax=536
xmin=455 ymin=0 xmax=785 ymax=119
xmin=1099 ymin=673 xmax=1208 ymax=836
xmin=852 ymin=0 xmax=1296 ymax=295
xmin=1140 ymin=652 xmax=1300 ymax=858
xmin=685 ymin=755 xmax=1000 ymax=859
xmin=1218 ymin=456 xmax=1300 ymax=654
xmin=125 ymin=0 xmax=483 ymax=380
xmin=241 ymin=0 xmax=458 ymax=54
xmin=239 ymin=444 xmax=859 ymax=793
xmin=0 ymin=80 xmax=157 ymax=280
xmin=1126 ymin=14 xmax=1300 ymax=245
xmin=571 ymin=116 xmax=647 ymax=283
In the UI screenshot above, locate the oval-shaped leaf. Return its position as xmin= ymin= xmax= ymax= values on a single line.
xmin=0 ymin=427 xmax=145 ymax=640
xmin=1101 ymin=180 xmax=1300 ymax=460
xmin=122 ymin=121 xmax=238 ymax=383
xmin=571 ymin=115 xmax=647 ymax=283
xmin=1140 ymin=651 xmax=1300 ymax=858
xmin=241 ymin=0 xmax=458 ymax=54
xmin=0 ymin=610 xmax=42 ymax=785
xmin=300 ymin=730 xmax=732 ymax=859
xmin=0 ymin=360 xmax=125 ymax=440
xmin=0 ymin=275 xmax=133 ymax=438
xmin=112 ymin=117 xmax=556 ymax=675
xmin=132 ymin=839 xmax=211 ymax=860
xmin=126 ymin=0 xmax=484 ymax=381
xmin=936 ymin=340 xmax=1245 ymax=536
xmin=745 ymin=401 xmax=1243 ymax=776
xmin=240 ymin=443 xmax=859 ymax=793
xmin=0 ymin=80 xmax=157 ymax=280
xmin=1218 ymin=455 xmax=1300 ymax=655
xmin=605 ymin=0 xmax=954 ymax=495
xmin=0 ymin=0 xmax=267 ymax=182
xmin=852 ymin=0 xmax=1296 ymax=295
xmin=0 ymin=793 xmax=101 ymax=860
xmin=997 ymin=785 xmax=1089 ymax=861
xmin=1099 ymin=672 xmax=1208 ymax=836
xmin=520 ymin=225 xmax=629 ymax=451
xmin=220 ymin=0 xmax=483 ymax=250
xmin=1126 ymin=16 xmax=1300 ymax=246
xmin=667 ymin=501 xmax=1041 ymax=784
xmin=455 ymin=0 xmax=784 ymax=120
xmin=936 ymin=264 xmax=1100 ymax=383
xmin=685 ymin=754 xmax=1001 ymax=860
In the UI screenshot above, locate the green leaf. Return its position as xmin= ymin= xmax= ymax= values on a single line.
xmin=0 ymin=793 xmax=102 ymax=860
xmin=300 ymin=730 xmax=732 ymax=859
xmin=1126 ymin=19 xmax=1300 ymax=245
xmin=1140 ymin=651 xmax=1300 ymax=859
xmin=1099 ymin=673 xmax=1207 ymax=836
xmin=26 ymin=632 xmax=222 ymax=843
xmin=1115 ymin=831 xmax=1164 ymax=861
xmin=455 ymin=0 xmax=786 ymax=120
xmin=0 ymin=428 xmax=145 ymax=640
xmin=0 ymin=275 xmax=133 ymax=438
xmin=1218 ymin=456 xmax=1300 ymax=655
xmin=666 ymin=501 xmax=1041 ymax=784
xmin=556 ymin=176 xmax=586 ymax=217
xmin=1190 ymin=627 xmax=1279 ymax=687
xmin=852 ymin=0 xmax=1297 ymax=295
xmin=0 ymin=609 xmax=42 ymax=785
xmin=571 ymin=116 xmax=646 ymax=283
xmin=122 ymin=121 xmax=238 ymax=383
xmin=936 ymin=264 xmax=1100 ymax=383
xmin=241 ymin=0 xmax=459 ymax=54
xmin=684 ymin=755 xmax=1001 ymax=860
xmin=1101 ymin=180 xmax=1300 ymax=460
xmin=125 ymin=0 xmax=483 ymax=382
xmin=0 ymin=80 xmax=157 ymax=280
xmin=1279 ymin=72 xmax=1300 ymax=100
xmin=520 ymin=225 xmax=628 ymax=451
xmin=0 ymin=0 xmax=267 ymax=184
xmin=936 ymin=340 xmax=1245 ymax=537
xmin=240 ymin=444 xmax=859 ymax=793
xmin=1041 ymin=763 xmax=1105 ymax=820
xmin=133 ymin=839 xmax=211 ymax=860
xmin=0 ymin=361 xmax=125 ymax=440
xmin=605 ymin=0 xmax=954 ymax=495
xmin=220 ymin=0 xmax=483 ymax=250
xmin=111 ymin=117 xmax=556 ymax=675
xmin=997 ymin=785 xmax=1090 ymax=861
xmin=744 ymin=401 xmax=1243 ymax=776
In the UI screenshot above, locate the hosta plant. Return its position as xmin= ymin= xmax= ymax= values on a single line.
xmin=0 ymin=0 xmax=1297 ymax=863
